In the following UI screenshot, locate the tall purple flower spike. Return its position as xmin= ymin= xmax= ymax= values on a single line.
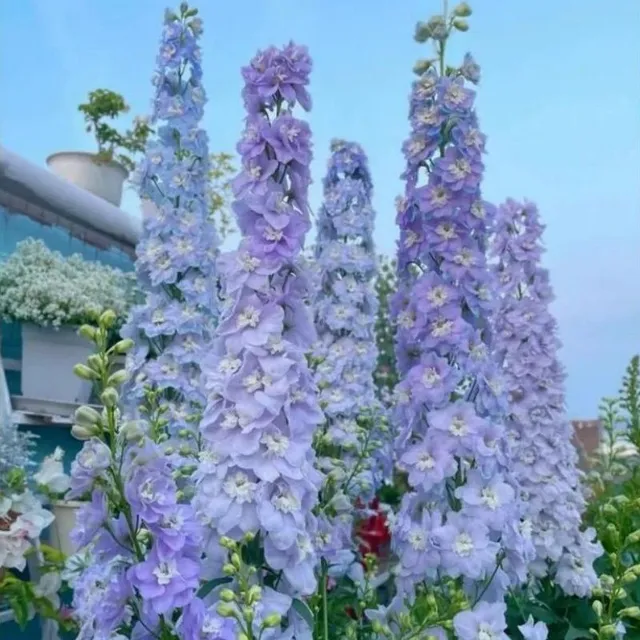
xmin=311 ymin=139 xmax=390 ymax=576
xmin=70 ymin=7 xmax=216 ymax=639
xmin=491 ymin=198 xmax=601 ymax=597
xmin=195 ymin=42 xmax=323 ymax=631
xmin=390 ymin=44 xmax=535 ymax=607
xmin=121 ymin=4 xmax=220 ymax=462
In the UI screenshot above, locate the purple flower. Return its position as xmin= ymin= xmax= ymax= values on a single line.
xmin=434 ymin=512 xmax=500 ymax=580
xmin=453 ymin=601 xmax=509 ymax=640
xmin=179 ymin=598 xmax=237 ymax=640
xmin=125 ymin=458 xmax=178 ymax=525
xmin=68 ymin=438 xmax=112 ymax=499
xmin=128 ymin=548 xmax=200 ymax=616
xmin=264 ymin=114 xmax=312 ymax=165
xmin=518 ymin=616 xmax=549 ymax=640
xmin=70 ymin=489 xmax=108 ymax=549
xmin=196 ymin=42 xmax=322 ymax=609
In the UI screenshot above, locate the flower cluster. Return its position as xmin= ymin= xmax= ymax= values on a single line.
xmin=194 ymin=42 xmax=323 ymax=635
xmin=67 ymin=6 xmax=218 ymax=639
xmin=122 ymin=3 xmax=219 ymax=456
xmin=67 ymin=313 xmax=210 ymax=640
xmin=491 ymin=198 xmax=601 ymax=596
xmin=0 ymin=488 xmax=53 ymax=571
xmin=311 ymin=139 xmax=388 ymax=575
xmin=0 ymin=238 xmax=134 ymax=328
xmin=388 ymin=6 xmax=533 ymax=623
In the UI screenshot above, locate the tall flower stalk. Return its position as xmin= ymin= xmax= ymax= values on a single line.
xmin=311 ymin=139 xmax=387 ymax=576
xmin=67 ymin=7 xmax=221 ymax=639
xmin=123 ymin=2 xmax=220 ymax=465
xmin=491 ymin=198 xmax=601 ymax=596
xmin=195 ymin=43 xmax=323 ymax=638
xmin=388 ymin=2 xmax=533 ymax=629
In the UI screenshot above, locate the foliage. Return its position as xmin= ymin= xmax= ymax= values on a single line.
xmin=506 ymin=355 xmax=640 ymax=639
xmin=207 ymin=151 xmax=236 ymax=240
xmin=373 ymin=254 xmax=398 ymax=399
xmin=78 ymin=88 xmax=152 ymax=172
xmin=0 ymin=544 xmax=76 ymax=633
xmin=0 ymin=238 xmax=135 ymax=328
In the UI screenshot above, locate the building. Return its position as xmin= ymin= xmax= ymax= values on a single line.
xmin=571 ymin=419 xmax=602 ymax=468
xmin=0 ymin=144 xmax=139 ymax=637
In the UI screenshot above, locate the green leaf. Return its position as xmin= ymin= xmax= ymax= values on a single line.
xmin=292 ymin=598 xmax=315 ymax=629
xmin=196 ymin=576 xmax=232 ymax=599
xmin=565 ymin=625 xmax=592 ymax=640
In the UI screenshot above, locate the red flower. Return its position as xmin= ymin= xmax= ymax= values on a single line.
xmin=355 ymin=499 xmax=391 ymax=559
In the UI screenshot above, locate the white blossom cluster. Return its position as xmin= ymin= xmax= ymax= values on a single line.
xmin=0 ymin=238 xmax=136 ymax=327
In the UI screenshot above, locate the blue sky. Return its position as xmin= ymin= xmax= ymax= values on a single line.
xmin=1 ymin=0 xmax=639 ymax=418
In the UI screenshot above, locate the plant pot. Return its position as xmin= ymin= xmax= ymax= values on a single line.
xmin=48 ymin=500 xmax=84 ymax=557
xmin=46 ymin=151 xmax=128 ymax=207
xmin=21 ymin=324 xmax=94 ymax=404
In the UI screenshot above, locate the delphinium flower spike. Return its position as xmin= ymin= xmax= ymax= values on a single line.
xmin=194 ymin=43 xmax=324 ymax=638
xmin=67 ymin=7 xmax=223 ymax=639
xmin=491 ymin=198 xmax=601 ymax=597
xmin=122 ymin=1 xmax=220 ymax=470
xmin=311 ymin=139 xmax=389 ymax=577
xmin=387 ymin=3 xmax=535 ymax=633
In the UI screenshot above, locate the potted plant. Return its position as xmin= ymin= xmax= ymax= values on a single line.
xmin=46 ymin=88 xmax=152 ymax=206
xmin=33 ymin=448 xmax=79 ymax=558
xmin=0 ymin=239 xmax=136 ymax=404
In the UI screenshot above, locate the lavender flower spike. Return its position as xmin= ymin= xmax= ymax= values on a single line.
xmin=195 ymin=43 xmax=323 ymax=634
xmin=121 ymin=0 xmax=220 ymax=460
xmin=311 ymin=139 xmax=389 ymax=575
xmin=491 ymin=198 xmax=601 ymax=596
xmin=390 ymin=7 xmax=534 ymax=615
xmin=69 ymin=7 xmax=214 ymax=639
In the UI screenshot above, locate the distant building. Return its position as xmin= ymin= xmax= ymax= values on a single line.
xmin=571 ymin=419 xmax=601 ymax=468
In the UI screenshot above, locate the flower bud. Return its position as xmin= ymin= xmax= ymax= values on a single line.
xmin=242 ymin=607 xmax=254 ymax=623
xmin=120 ymin=421 xmax=144 ymax=442
xmin=619 ymin=607 xmax=640 ymax=619
xmin=112 ymin=338 xmax=134 ymax=354
xmin=231 ymin=552 xmax=241 ymax=569
xmin=414 ymin=21 xmax=432 ymax=43
xmin=625 ymin=530 xmax=640 ymax=545
xmin=78 ymin=325 xmax=97 ymax=342
xmin=100 ymin=387 xmax=120 ymax=408
xmin=600 ymin=625 xmax=619 ymax=638
xmin=247 ymin=585 xmax=262 ymax=604
xmin=262 ymin=613 xmax=281 ymax=628
xmin=453 ymin=2 xmax=472 ymax=17
xmin=413 ymin=59 xmax=433 ymax=76
xmin=71 ymin=423 xmax=99 ymax=440
xmin=222 ymin=563 xmax=236 ymax=576
xmin=243 ymin=531 xmax=256 ymax=543
xmin=452 ymin=19 xmax=469 ymax=31
xmin=73 ymin=364 xmax=99 ymax=381
xmin=219 ymin=589 xmax=236 ymax=602
xmin=219 ymin=536 xmax=236 ymax=550
xmin=238 ymin=634 xmax=249 ymax=640
xmin=99 ymin=309 xmax=117 ymax=329
xmin=107 ymin=370 xmax=129 ymax=387
xmin=75 ymin=405 xmax=101 ymax=426
xmin=216 ymin=602 xmax=236 ymax=618
xmin=592 ymin=600 xmax=603 ymax=617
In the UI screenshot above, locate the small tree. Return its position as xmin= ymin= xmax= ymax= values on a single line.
xmin=78 ymin=89 xmax=152 ymax=171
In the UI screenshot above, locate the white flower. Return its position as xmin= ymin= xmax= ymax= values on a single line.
xmin=0 ymin=238 xmax=136 ymax=326
xmin=34 ymin=448 xmax=71 ymax=495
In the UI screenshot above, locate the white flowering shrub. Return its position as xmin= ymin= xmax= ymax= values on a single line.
xmin=0 ymin=239 xmax=136 ymax=328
